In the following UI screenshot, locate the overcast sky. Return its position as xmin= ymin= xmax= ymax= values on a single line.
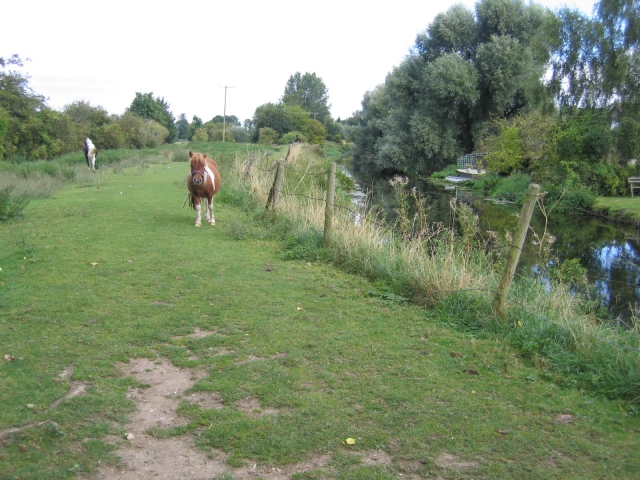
xmin=2 ymin=0 xmax=597 ymax=124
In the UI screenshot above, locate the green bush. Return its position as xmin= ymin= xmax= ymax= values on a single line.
xmin=278 ymin=131 xmax=307 ymax=144
xmin=281 ymin=230 xmax=325 ymax=262
xmin=487 ymin=173 xmax=532 ymax=203
xmin=552 ymin=185 xmax=595 ymax=213
xmin=192 ymin=127 xmax=209 ymax=143
xmin=585 ymin=163 xmax=627 ymax=196
xmin=0 ymin=186 xmax=29 ymax=221
xmin=430 ymin=164 xmax=458 ymax=179
xmin=258 ymin=127 xmax=279 ymax=145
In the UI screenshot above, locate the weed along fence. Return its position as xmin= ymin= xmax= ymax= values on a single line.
xmin=250 ymin=145 xmax=541 ymax=318
xmin=243 ymin=146 xmax=640 ymax=399
xmin=264 ymin=157 xmax=338 ymax=248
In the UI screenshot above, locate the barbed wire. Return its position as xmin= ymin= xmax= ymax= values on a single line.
xmin=277 ymin=190 xmax=369 ymax=219
xmin=248 ymin=161 xmax=327 ymax=176
xmin=253 ymin=163 xmax=640 ymax=353
xmin=282 ymin=164 xmax=327 ymax=176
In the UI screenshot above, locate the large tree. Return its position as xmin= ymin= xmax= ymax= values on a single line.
xmin=0 ymin=55 xmax=84 ymax=159
xmin=176 ymin=113 xmax=189 ymax=139
xmin=210 ymin=115 xmax=240 ymax=127
xmin=281 ymin=72 xmax=331 ymax=124
xmin=127 ymin=92 xmax=177 ymax=143
xmin=353 ymin=0 xmax=552 ymax=176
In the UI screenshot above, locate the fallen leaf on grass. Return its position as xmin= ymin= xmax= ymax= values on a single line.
xmin=296 ymin=307 xmax=304 ymax=311
xmin=450 ymin=352 xmax=463 ymax=358
xmin=497 ymin=430 xmax=509 ymax=435
xmin=90 ymin=262 xmax=98 ymax=267
xmin=463 ymin=369 xmax=479 ymax=375
xmin=342 ymin=438 xmax=356 ymax=445
xmin=4 ymin=354 xmax=15 ymax=362
xmin=175 ymin=275 xmax=182 ymax=280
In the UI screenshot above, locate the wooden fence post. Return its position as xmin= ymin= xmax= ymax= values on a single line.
xmin=493 ymin=183 xmax=540 ymax=318
xmin=265 ymin=159 xmax=285 ymax=210
xmin=323 ymin=162 xmax=337 ymax=248
xmin=242 ymin=151 xmax=256 ymax=182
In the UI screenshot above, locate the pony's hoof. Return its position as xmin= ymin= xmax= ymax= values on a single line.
xmin=210 ymin=221 xmax=216 ymax=225
xmin=195 ymin=223 xmax=201 ymax=227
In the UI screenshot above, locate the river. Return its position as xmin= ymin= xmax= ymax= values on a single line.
xmin=340 ymin=165 xmax=640 ymax=325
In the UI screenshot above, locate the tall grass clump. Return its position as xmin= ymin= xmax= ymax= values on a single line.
xmin=227 ymin=144 xmax=640 ymax=402
xmin=230 ymin=143 xmax=499 ymax=305
xmin=0 ymin=186 xmax=29 ymax=221
xmin=505 ymin=278 xmax=640 ymax=401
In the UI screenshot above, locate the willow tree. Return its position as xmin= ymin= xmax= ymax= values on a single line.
xmin=353 ymin=0 xmax=554 ymax=176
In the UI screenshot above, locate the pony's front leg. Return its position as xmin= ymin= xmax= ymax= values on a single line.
xmin=194 ymin=198 xmax=202 ymax=227
xmin=208 ymin=198 xmax=215 ymax=225
xmin=204 ymin=197 xmax=211 ymax=223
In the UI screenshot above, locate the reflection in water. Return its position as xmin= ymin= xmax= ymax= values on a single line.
xmin=342 ymin=164 xmax=640 ymax=322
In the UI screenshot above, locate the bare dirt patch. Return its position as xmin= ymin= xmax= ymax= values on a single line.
xmin=233 ymin=397 xmax=282 ymax=417
xmin=358 ymin=449 xmax=393 ymax=466
xmin=89 ymin=356 xmax=399 ymax=479
xmin=554 ymin=414 xmax=575 ymax=425
xmin=234 ymin=352 xmax=287 ymax=366
xmin=186 ymin=328 xmax=219 ymax=339
xmin=435 ymin=452 xmax=478 ymax=469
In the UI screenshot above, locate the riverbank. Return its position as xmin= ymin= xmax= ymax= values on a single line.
xmin=593 ymin=196 xmax=640 ymax=224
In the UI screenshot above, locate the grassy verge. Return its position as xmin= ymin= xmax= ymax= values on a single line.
xmin=243 ymin=146 xmax=640 ymax=403
xmin=593 ymin=196 xmax=640 ymax=223
xmin=0 ymin=143 xmax=639 ymax=479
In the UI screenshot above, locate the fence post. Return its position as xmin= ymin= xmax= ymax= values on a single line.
xmin=493 ymin=183 xmax=540 ymax=318
xmin=323 ymin=162 xmax=337 ymax=248
xmin=265 ymin=159 xmax=285 ymax=210
xmin=242 ymin=151 xmax=256 ymax=182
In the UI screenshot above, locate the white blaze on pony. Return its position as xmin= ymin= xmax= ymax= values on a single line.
xmin=83 ymin=138 xmax=98 ymax=171
xmin=185 ymin=151 xmax=222 ymax=227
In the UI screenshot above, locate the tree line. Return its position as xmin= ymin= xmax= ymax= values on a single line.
xmin=348 ymin=0 xmax=640 ymax=199
xmin=0 ymin=56 xmax=342 ymax=161
xmin=0 ymin=57 xmax=184 ymax=160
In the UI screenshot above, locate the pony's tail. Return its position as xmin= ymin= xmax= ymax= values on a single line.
xmin=183 ymin=192 xmax=195 ymax=210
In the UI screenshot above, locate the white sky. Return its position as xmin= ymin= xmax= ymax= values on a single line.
xmin=2 ymin=0 xmax=597 ymax=123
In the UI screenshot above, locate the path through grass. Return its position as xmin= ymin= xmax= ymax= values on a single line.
xmin=1 ymin=156 xmax=639 ymax=479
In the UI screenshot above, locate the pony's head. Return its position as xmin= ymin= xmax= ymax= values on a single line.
xmin=189 ymin=151 xmax=209 ymax=186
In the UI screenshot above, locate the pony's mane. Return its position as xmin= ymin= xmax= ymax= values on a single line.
xmin=190 ymin=153 xmax=207 ymax=167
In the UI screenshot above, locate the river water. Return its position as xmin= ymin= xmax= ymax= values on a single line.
xmin=341 ymin=166 xmax=640 ymax=324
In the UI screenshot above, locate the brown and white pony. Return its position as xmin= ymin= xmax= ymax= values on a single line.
xmin=185 ymin=151 xmax=222 ymax=227
xmin=84 ymin=138 xmax=98 ymax=171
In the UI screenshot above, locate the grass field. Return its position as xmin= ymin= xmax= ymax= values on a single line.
xmin=594 ymin=196 xmax=640 ymax=222
xmin=1 ymin=148 xmax=639 ymax=479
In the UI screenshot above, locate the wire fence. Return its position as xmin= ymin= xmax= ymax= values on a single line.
xmin=246 ymin=156 xmax=640 ymax=355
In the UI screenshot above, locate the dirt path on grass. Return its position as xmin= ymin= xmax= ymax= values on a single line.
xmin=88 ymin=332 xmax=407 ymax=480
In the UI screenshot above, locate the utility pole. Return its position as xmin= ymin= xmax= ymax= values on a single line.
xmin=218 ymin=85 xmax=234 ymax=142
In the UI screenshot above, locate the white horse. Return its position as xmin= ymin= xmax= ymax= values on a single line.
xmin=84 ymin=138 xmax=98 ymax=171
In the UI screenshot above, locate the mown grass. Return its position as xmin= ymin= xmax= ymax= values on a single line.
xmin=593 ymin=196 xmax=640 ymax=222
xmin=0 ymin=143 xmax=639 ymax=479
